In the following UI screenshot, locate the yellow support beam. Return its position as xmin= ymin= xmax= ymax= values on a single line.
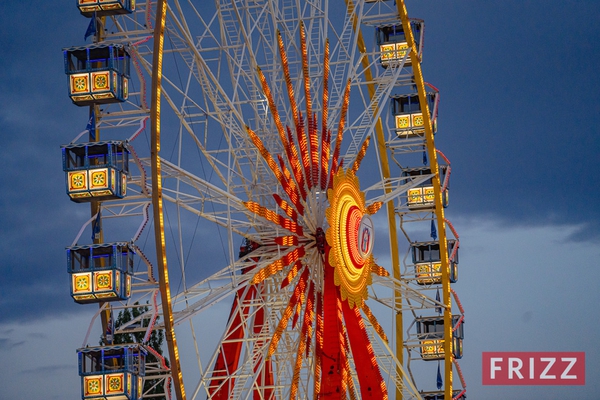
xmin=150 ymin=1 xmax=186 ymax=399
xmin=396 ymin=1 xmax=453 ymax=398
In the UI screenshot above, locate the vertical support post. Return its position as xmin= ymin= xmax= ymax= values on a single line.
xmin=150 ymin=1 xmax=186 ymax=399
xmin=396 ymin=2 xmax=453 ymax=398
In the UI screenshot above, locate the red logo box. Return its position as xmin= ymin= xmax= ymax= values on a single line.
xmin=482 ymin=352 xmax=585 ymax=385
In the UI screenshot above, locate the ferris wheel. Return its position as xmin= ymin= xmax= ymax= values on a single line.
xmin=61 ymin=0 xmax=466 ymax=399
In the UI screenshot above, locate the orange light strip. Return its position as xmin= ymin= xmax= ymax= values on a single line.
xmin=250 ymin=247 xmax=306 ymax=285
xmin=366 ymin=201 xmax=383 ymax=215
xmin=338 ymin=297 xmax=350 ymax=397
xmin=286 ymin=126 xmax=308 ymax=200
xmin=299 ymin=22 xmax=312 ymax=127
xmin=281 ymin=260 xmax=304 ymax=289
xmin=267 ymin=268 xmax=310 ymax=357
xmin=278 ymin=32 xmax=309 ymax=198
xmin=277 ymin=30 xmax=299 ymax=128
xmin=309 ymin=114 xmax=320 ymax=187
xmin=276 ymin=154 xmax=304 ymax=215
xmin=244 ymin=201 xmax=304 ymax=236
xmin=274 ymin=235 xmax=298 ymax=247
xmin=296 ymin=114 xmax=313 ymax=189
xmin=303 ymin=283 xmax=316 ymax=357
xmin=370 ymin=263 xmax=390 ymax=277
xmin=256 ymin=66 xmax=289 ymax=150
xmin=246 ymin=127 xmax=303 ymax=213
xmin=329 ymin=79 xmax=352 ymax=188
xmin=320 ymin=40 xmax=331 ymax=190
xmin=273 ymin=193 xmax=298 ymax=221
xmin=350 ymin=135 xmax=371 ymax=175
xmin=362 ymin=302 xmax=388 ymax=343
xmin=259 ymin=61 xmax=308 ymax=202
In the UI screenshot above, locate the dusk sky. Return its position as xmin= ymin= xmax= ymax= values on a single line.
xmin=1 ymin=1 xmax=599 ymax=399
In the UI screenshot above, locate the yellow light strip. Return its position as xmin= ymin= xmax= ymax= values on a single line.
xmin=150 ymin=0 xmax=186 ymax=398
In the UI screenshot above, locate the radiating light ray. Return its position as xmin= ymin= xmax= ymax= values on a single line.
xmin=371 ymin=263 xmax=390 ymax=277
xmin=268 ymin=268 xmax=310 ymax=358
xmin=281 ymin=260 xmax=304 ymax=289
xmin=362 ymin=302 xmax=388 ymax=343
xmin=351 ymin=135 xmax=371 ymax=175
xmin=329 ymin=78 xmax=352 ymax=188
xmin=310 ymin=113 xmax=320 ymax=188
xmin=285 ymin=126 xmax=308 ymax=200
xmin=250 ymin=247 xmax=306 ymax=285
xmin=273 ymin=193 xmax=298 ymax=221
xmin=274 ymin=235 xmax=298 ymax=247
xmin=321 ymin=39 xmax=330 ymax=189
xmin=299 ymin=21 xmax=312 ymax=127
xmin=244 ymin=201 xmax=303 ymax=236
xmin=246 ymin=126 xmax=303 ymax=212
xmin=366 ymin=201 xmax=383 ymax=215
xmin=277 ymin=30 xmax=300 ymax=128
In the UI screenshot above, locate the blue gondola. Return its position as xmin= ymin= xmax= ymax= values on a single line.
xmin=64 ymin=43 xmax=130 ymax=106
xmin=77 ymin=0 xmax=135 ymax=17
xmin=403 ymin=166 xmax=448 ymax=210
xmin=375 ymin=20 xmax=424 ymax=67
xmin=415 ymin=315 xmax=464 ymax=361
xmin=410 ymin=239 xmax=458 ymax=285
xmin=67 ymin=242 xmax=134 ymax=304
xmin=391 ymin=92 xmax=438 ymax=137
xmin=62 ymin=141 xmax=129 ymax=202
xmin=78 ymin=344 xmax=146 ymax=400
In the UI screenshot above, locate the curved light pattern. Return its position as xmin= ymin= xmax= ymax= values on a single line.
xmin=326 ymin=168 xmax=384 ymax=309
xmin=241 ymin=21 xmax=388 ymax=399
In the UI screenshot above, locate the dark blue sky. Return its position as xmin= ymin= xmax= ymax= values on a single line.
xmin=1 ymin=1 xmax=599 ymax=399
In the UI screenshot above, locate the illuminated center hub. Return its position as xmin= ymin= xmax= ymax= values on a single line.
xmin=326 ymin=169 xmax=377 ymax=308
